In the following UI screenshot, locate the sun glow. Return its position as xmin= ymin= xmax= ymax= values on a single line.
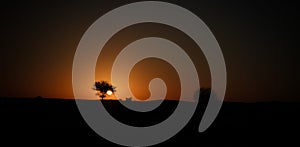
xmin=106 ymin=90 xmax=113 ymax=96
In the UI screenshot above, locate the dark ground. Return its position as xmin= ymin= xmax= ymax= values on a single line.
xmin=0 ymin=98 xmax=299 ymax=146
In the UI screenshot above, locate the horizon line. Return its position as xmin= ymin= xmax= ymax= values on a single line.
xmin=1 ymin=96 xmax=299 ymax=103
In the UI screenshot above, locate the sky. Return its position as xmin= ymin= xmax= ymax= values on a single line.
xmin=1 ymin=0 xmax=299 ymax=102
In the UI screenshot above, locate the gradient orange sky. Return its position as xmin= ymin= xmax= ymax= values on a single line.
xmin=1 ymin=0 xmax=299 ymax=102
xmin=95 ymin=23 xmax=210 ymax=101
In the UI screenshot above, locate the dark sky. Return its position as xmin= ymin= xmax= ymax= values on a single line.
xmin=1 ymin=0 xmax=299 ymax=102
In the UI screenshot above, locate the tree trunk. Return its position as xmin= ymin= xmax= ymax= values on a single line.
xmin=100 ymin=94 xmax=105 ymax=101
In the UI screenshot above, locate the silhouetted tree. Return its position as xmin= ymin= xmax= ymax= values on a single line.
xmin=94 ymin=81 xmax=116 ymax=100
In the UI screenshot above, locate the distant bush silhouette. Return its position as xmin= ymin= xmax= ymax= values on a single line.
xmin=35 ymin=96 xmax=43 ymax=99
xmin=93 ymin=81 xmax=116 ymax=100
xmin=194 ymin=88 xmax=211 ymax=103
xmin=200 ymin=88 xmax=211 ymax=100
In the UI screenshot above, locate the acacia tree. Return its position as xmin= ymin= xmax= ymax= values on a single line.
xmin=94 ymin=81 xmax=116 ymax=100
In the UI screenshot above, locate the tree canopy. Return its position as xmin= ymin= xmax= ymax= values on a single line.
xmin=94 ymin=81 xmax=116 ymax=100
